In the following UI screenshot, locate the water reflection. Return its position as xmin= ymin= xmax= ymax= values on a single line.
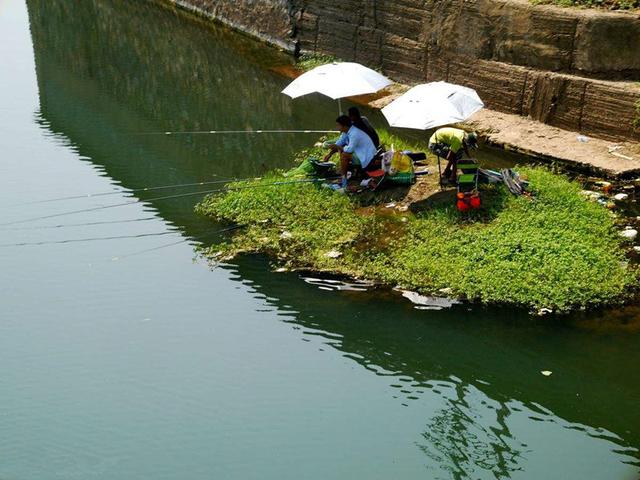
xmin=417 ymin=384 xmax=525 ymax=479
xmin=232 ymin=259 xmax=640 ymax=476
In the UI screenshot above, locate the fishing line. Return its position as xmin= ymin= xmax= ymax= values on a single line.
xmin=0 ymin=188 xmax=223 ymax=227
xmin=0 ymin=217 xmax=157 ymax=231
xmin=113 ymin=225 xmax=245 ymax=260
xmin=135 ymin=129 xmax=339 ymax=136
xmin=0 ymin=230 xmax=178 ymax=248
xmin=0 ymin=177 xmax=339 ymax=227
xmin=8 ymin=177 xmax=242 ymax=207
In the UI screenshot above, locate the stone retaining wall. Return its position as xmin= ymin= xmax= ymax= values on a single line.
xmin=166 ymin=0 xmax=640 ymax=141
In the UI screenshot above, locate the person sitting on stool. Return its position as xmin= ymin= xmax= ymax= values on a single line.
xmin=324 ymin=115 xmax=377 ymax=187
xmin=348 ymin=106 xmax=379 ymax=149
xmin=428 ymin=128 xmax=478 ymax=185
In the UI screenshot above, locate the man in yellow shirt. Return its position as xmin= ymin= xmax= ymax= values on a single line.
xmin=428 ymin=128 xmax=478 ymax=184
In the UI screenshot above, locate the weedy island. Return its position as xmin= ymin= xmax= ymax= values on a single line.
xmin=196 ymin=131 xmax=638 ymax=313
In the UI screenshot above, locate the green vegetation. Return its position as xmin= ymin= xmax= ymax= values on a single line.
xmin=196 ymin=134 xmax=637 ymax=313
xmin=297 ymin=53 xmax=338 ymax=72
xmin=532 ymin=0 xmax=639 ymax=9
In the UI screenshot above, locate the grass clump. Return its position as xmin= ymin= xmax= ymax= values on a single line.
xmin=196 ymin=140 xmax=636 ymax=313
xmin=531 ymin=0 xmax=639 ymax=9
xmin=297 ymin=53 xmax=338 ymax=72
xmin=383 ymin=169 xmax=635 ymax=311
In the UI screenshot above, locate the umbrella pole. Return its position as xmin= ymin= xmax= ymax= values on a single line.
xmin=338 ymin=98 xmax=342 ymax=115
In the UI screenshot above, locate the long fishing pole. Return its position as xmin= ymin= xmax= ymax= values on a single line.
xmin=113 ymin=225 xmax=244 ymax=260
xmin=0 ymin=230 xmax=179 ymax=248
xmin=0 ymin=188 xmax=223 ymax=227
xmin=0 ymin=177 xmax=339 ymax=227
xmin=0 ymin=217 xmax=157 ymax=231
xmin=0 ymin=224 xmax=243 ymax=251
xmin=136 ymin=129 xmax=339 ymax=136
xmin=8 ymin=177 xmax=241 ymax=208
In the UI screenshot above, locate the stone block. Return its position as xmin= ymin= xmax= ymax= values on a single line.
xmin=581 ymin=82 xmax=640 ymax=141
xmin=573 ymin=13 xmax=640 ymax=77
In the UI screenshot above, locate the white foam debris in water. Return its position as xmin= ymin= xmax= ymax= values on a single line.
xmin=541 ymin=370 xmax=553 ymax=377
xmin=400 ymin=290 xmax=460 ymax=310
xmin=302 ymin=276 xmax=372 ymax=292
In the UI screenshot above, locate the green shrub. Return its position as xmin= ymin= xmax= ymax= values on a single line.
xmin=297 ymin=53 xmax=338 ymax=72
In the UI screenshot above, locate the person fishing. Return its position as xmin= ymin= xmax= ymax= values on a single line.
xmin=324 ymin=115 xmax=377 ymax=187
xmin=428 ymin=128 xmax=478 ymax=184
xmin=348 ymin=106 xmax=379 ymax=148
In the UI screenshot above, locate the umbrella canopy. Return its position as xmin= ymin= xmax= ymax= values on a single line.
xmin=381 ymin=82 xmax=484 ymax=130
xmin=282 ymin=62 xmax=392 ymax=100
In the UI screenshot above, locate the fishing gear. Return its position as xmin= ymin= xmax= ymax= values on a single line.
xmin=136 ymin=129 xmax=339 ymax=136
xmin=0 ymin=177 xmax=340 ymax=227
xmin=113 ymin=225 xmax=245 ymax=260
xmin=8 ymin=177 xmax=240 ymax=207
xmin=0 ymin=188 xmax=223 ymax=227
xmin=0 ymin=230 xmax=179 ymax=248
xmin=0 ymin=217 xmax=157 ymax=231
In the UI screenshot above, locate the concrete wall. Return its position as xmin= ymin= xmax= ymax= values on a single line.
xmin=166 ymin=0 xmax=640 ymax=141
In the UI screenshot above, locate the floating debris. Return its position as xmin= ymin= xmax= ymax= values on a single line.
xmin=541 ymin=370 xmax=553 ymax=377
xmin=400 ymin=290 xmax=460 ymax=310
xmin=302 ymin=276 xmax=372 ymax=292
xmin=614 ymin=193 xmax=629 ymax=201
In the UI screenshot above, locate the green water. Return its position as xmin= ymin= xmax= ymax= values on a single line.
xmin=1 ymin=0 xmax=639 ymax=478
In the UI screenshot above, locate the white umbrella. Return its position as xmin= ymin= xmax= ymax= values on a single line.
xmin=282 ymin=62 xmax=392 ymax=112
xmin=381 ymin=82 xmax=484 ymax=130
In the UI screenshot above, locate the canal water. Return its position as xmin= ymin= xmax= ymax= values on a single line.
xmin=1 ymin=1 xmax=639 ymax=478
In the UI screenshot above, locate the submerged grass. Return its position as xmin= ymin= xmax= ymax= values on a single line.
xmin=196 ymin=135 xmax=637 ymax=313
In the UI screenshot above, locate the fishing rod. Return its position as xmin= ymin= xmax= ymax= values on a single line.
xmin=8 ymin=177 xmax=240 ymax=207
xmin=0 ymin=230 xmax=179 ymax=248
xmin=0 ymin=177 xmax=340 ymax=227
xmin=0 ymin=188 xmax=222 ymax=227
xmin=135 ymin=129 xmax=339 ymax=136
xmin=113 ymin=225 xmax=245 ymax=260
xmin=0 ymin=224 xmax=243 ymax=251
xmin=0 ymin=217 xmax=157 ymax=231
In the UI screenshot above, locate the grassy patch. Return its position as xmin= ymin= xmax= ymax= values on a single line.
xmin=531 ymin=0 xmax=639 ymax=9
xmin=296 ymin=53 xmax=338 ymax=72
xmin=195 ymin=136 xmax=637 ymax=313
